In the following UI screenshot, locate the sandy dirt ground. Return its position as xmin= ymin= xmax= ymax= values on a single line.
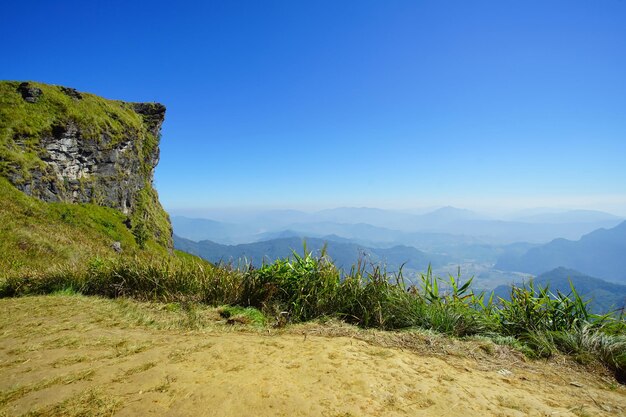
xmin=0 ymin=295 xmax=624 ymax=417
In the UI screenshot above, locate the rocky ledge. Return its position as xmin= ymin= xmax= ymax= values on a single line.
xmin=0 ymin=81 xmax=172 ymax=249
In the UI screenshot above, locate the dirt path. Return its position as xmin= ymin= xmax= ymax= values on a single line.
xmin=0 ymin=296 xmax=624 ymax=417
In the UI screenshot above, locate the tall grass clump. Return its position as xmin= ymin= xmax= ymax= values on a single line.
xmin=498 ymin=280 xmax=591 ymax=336
xmin=0 ymin=256 xmax=244 ymax=305
xmin=337 ymin=262 xmax=419 ymax=329
xmin=248 ymin=247 xmax=342 ymax=320
xmin=409 ymin=267 xmax=499 ymax=336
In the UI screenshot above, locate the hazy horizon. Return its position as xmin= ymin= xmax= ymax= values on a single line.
xmin=166 ymin=204 xmax=626 ymax=221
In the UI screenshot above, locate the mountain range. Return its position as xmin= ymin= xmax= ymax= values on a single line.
xmin=173 ymin=235 xmax=449 ymax=274
xmin=172 ymin=207 xmax=623 ymax=247
xmin=495 ymin=221 xmax=626 ymax=284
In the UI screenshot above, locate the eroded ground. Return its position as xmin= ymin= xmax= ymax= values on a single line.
xmin=0 ymin=295 xmax=624 ymax=417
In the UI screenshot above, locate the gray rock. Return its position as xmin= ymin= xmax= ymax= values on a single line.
xmin=13 ymin=109 xmax=163 ymax=216
xmin=112 ymin=241 xmax=122 ymax=253
xmin=17 ymin=82 xmax=43 ymax=103
xmin=60 ymin=86 xmax=82 ymax=100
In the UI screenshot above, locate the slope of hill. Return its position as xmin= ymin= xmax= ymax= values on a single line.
xmin=495 ymin=221 xmax=626 ymax=283
xmin=173 ymin=235 xmax=448 ymax=272
xmin=0 ymin=177 xmax=155 ymax=273
xmin=493 ymin=267 xmax=626 ymax=314
xmin=0 ymin=81 xmax=181 ymax=274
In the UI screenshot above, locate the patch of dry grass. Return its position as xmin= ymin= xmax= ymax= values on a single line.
xmin=109 ymin=341 xmax=152 ymax=358
xmin=0 ymin=369 xmax=95 ymax=406
xmin=52 ymin=355 xmax=90 ymax=368
xmin=112 ymin=361 xmax=157 ymax=382
xmin=26 ymin=388 xmax=120 ymax=417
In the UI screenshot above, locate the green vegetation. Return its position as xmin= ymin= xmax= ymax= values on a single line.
xmin=1 ymin=176 xmax=136 ymax=273
xmin=0 ymin=81 xmax=145 ymax=181
xmin=2 ymin=248 xmax=625 ymax=382
xmin=0 ymin=176 xmax=192 ymax=275
xmin=130 ymin=185 xmax=173 ymax=250
xmin=217 ymin=305 xmax=268 ymax=326
xmin=494 ymin=267 xmax=626 ymax=314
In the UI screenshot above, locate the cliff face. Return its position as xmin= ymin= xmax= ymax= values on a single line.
xmin=0 ymin=81 xmax=172 ymax=249
xmin=13 ymin=101 xmax=165 ymax=213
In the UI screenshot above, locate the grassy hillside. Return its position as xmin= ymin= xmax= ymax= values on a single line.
xmin=0 ymin=177 xmax=171 ymax=275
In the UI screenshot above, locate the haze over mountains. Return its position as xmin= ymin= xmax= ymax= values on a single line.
xmin=172 ymin=207 xmax=622 ymax=245
xmin=174 ymin=235 xmax=448 ymax=274
xmin=496 ymin=221 xmax=626 ymax=284
xmin=171 ymin=206 xmax=626 ymax=293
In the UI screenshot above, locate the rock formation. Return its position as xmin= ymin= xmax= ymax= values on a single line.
xmin=0 ymin=81 xmax=172 ymax=249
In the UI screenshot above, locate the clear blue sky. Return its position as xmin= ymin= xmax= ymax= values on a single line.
xmin=2 ymin=1 xmax=625 ymax=214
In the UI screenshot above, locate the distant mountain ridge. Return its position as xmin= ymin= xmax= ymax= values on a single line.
xmin=495 ymin=221 xmax=626 ymax=283
xmin=171 ymin=216 xmax=253 ymax=244
xmin=171 ymin=207 xmax=623 ymax=247
xmin=173 ymin=235 xmax=449 ymax=273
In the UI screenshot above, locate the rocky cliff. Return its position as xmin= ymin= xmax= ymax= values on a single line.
xmin=0 ymin=81 xmax=172 ymax=249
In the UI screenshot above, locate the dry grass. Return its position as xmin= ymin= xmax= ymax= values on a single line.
xmin=0 ymin=369 xmax=95 ymax=406
xmin=112 ymin=362 xmax=157 ymax=383
xmin=26 ymin=388 xmax=120 ymax=417
xmin=52 ymin=356 xmax=90 ymax=368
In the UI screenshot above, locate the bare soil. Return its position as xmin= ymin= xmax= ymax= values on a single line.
xmin=1 ymin=295 xmax=624 ymax=417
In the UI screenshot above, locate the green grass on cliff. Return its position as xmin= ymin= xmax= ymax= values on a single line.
xmin=0 ymin=177 xmax=172 ymax=274
xmin=130 ymin=185 xmax=174 ymax=250
xmin=0 ymin=80 xmax=148 ymax=182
